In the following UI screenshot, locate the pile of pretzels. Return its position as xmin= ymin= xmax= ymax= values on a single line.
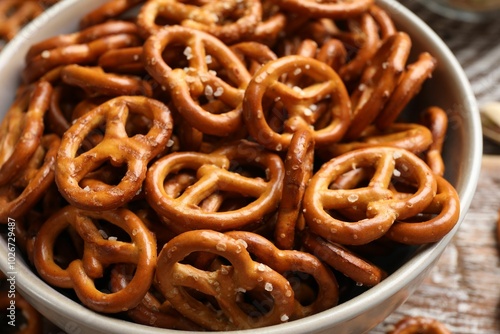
xmin=0 ymin=0 xmax=461 ymax=331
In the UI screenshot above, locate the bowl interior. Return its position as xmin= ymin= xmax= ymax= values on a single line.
xmin=0 ymin=1 xmax=482 ymax=333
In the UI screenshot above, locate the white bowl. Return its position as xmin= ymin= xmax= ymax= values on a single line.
xmin=0 ymin=0 xmax=482 ymax=333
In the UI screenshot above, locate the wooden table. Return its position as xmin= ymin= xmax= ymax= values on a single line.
xmin=372 ymin=2 xmax=500 ymax=333
xmin=371 ymin=155 xmax=500 ymax=334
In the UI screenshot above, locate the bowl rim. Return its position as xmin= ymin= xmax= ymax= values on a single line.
xmin=0 ymin=0 xmax=483 ymax=333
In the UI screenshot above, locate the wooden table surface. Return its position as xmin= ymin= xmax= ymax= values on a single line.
xmin=372 ymin=3 xmax=500 ymax=333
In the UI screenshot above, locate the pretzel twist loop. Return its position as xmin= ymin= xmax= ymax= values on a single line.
xmin=303 ymin=146 xmax=437 ymax=245
xmin=243 ymin=55 xmax=351 ymax=151
xmin=55 ymin=96 xmax=173 ymax=210
xmin=155 ymin=230 xmax=295 ymax=330
xmin=143 ymin=25 xmax=252 ymax=136
xmin=225 ymin=231 xmax=339 ymax=319
xmin=33 ymin=206 xmax=157 ymax=313
xmin=145 ymin=140 xmax=284 ymax=232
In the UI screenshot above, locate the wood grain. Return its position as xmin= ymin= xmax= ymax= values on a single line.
xmin=372 ymin=155 xmax=500 ymax=334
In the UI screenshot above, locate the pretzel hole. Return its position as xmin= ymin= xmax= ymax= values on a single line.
xmin=52 ymin=228 xmax=83 ymax=269
xmin=284 ymin=271 xmax=319 ymax=307
xmin=236 ymin=288 xmax=276 ymax=319
xmin=80 ymin=163 xmax=129 ymax=188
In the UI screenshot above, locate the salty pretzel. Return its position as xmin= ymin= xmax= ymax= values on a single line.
xmin=303 ymin=146 xmax=437 ymax=245
xmin=337 ymin=11 xmax=382 ymax=84
xmin=385 ymin=175 xmax=460 ymax=245
xmin=0 ymin=81 xmax=52 ymax=186
xmin=145 ymin=140 xmax=284 ymax=232
xmin=272 ymin=0 xmax=373 ymax=19
xmin=61 ymin=64 xmax=153 ymax=97
xmin=319 ymin=123 xmax=434 ymax=159
xmin=376 ymin=52 xmax=438 ymax=130
xmin=243 ymin=55 xmax=351 ymax=151
xmin=0 ymin=134 xmax=60 ymax=222
xmin=0 ymin=0 xmax=43 ymax=46
xmin=143 ymin=25 xmax=252 ymax=136
xmin=346 ymin=32 xmax=412 ymax=140
xmin=275 ymin=129 xmax=314 ymax=249
xmin=137 ymin=0 xmax=262 ymax=44
xmin=98 ymin=46 xmax=145 ymax=74
xmin=110 ymin=264 xmax=203 ymax=330
xmin=55 ymin=96 xmax=173 ymax=210
xmin=80 ymin=0 xmax=146 ymax=28
xmin=225 ymin=231 xmax=339 ymax=319
xmin=388 ymin=316 xmax=452 ymax=334
xmin=33 ymin=205 xmax=157 ymax=313
xmin=155 ymin=229 xmax=295 ymax=330
xmin=302 ymin=230 xmax=386 ymax=287
xmin=23 ymin=33 xmax=142 ymax=84
xmin=25 ymin=20 xmax=140 ymax=61
xmin=420 ymin=106 xmax=448 ymax=176
xmin=230 ymin=41 xmax=277 ymax=75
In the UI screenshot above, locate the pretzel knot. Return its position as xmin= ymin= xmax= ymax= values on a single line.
xmin=155 ymin=230 xmax=295 ymax=331
xmin=225 ymin=231 xmax=339 ymax=319
xmin=143 ymin=25 xmax=252 ymax=136
xmin=33 ymin=206 xmax=157 ymax=313
xmin=303 ymin=146 xmax=437 ymax=245
xmin=110 ymin=264 xmax=203 ymax=330
xmin=0 ymin=81 xmax=52 ymax=187
xmin=55 ymin=96 xmax=173 ymax=210
xmin=145 ymin=140 xmax=284 ymax=232
xmin=243 ymin=55 xmax=351 ymax=151
xmin=388 ymin=316 xmax=452 ymax=334
xmin=385 ymin=175 xmax=460 ymax=245
xmin=137 ymin=0 xmax=262 ymax=44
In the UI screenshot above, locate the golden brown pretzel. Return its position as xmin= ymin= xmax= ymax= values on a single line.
xmin=388 ymin=316 xmax=452 ymax=334
xmin=25 ymin=20 xmax=140 ymax=61
xmin=98 ymin=46 xmax=145 ymax=74
xmin=0 ymin=81 xmax=52 ymax=187
xmin=271 ymin=0 xmax=373 ymax=19
xmin=319 ymin=123 xmax=434 ymax=159
xmin=420 ymin=106 xmax=448 ymax=176
xmin=61 ymin=64 xmax=153 ymax=97
xmin=275 ymin=129 xmax=314 ymax=249
xmin=225 ymin=230 xmax=339 ymax=319
xmin=0 ymin=0 xmax=43 ymax=47
xmin=243 ymin=55 xmax=351 ymax=151
xmin=110 ymin=264 xmax=203 ymax=330
xmin=155 ymin=229 xmax=295 ymax=330
xmin=33 ymin=205 xmax=157 ymax=313
xmin=80 ymin=0 xmax=146 ymax=28
xmin=376 ymin=52 xmax=438 ymax=130
xmin=145 ymin=140 xmax=284 ymax=232
xmin=23 ymin=20 xmax=143 ymax=83
xmin=346 ymin=32 xmax=412 ymax=140
xmin=143 ymin=25 xmax=252 ymax=136
xmin=385 ymin=175 xmax=460 ymax=244
xmin=0 ymin=134 xmax=60 ymax=222
xmin=302 ymin=230 xmax=386 ymax=287
xmin=55 ymin=96 xmax=173 ymax=210
xmin=137 ymin=0 xmax=262 ymax=44
xmin=303 ymin=146 xmax=437 ymax=245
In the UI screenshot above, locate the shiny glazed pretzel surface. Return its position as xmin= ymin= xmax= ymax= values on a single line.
xmin=0 ymin=0 xmax=462 ymax=331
